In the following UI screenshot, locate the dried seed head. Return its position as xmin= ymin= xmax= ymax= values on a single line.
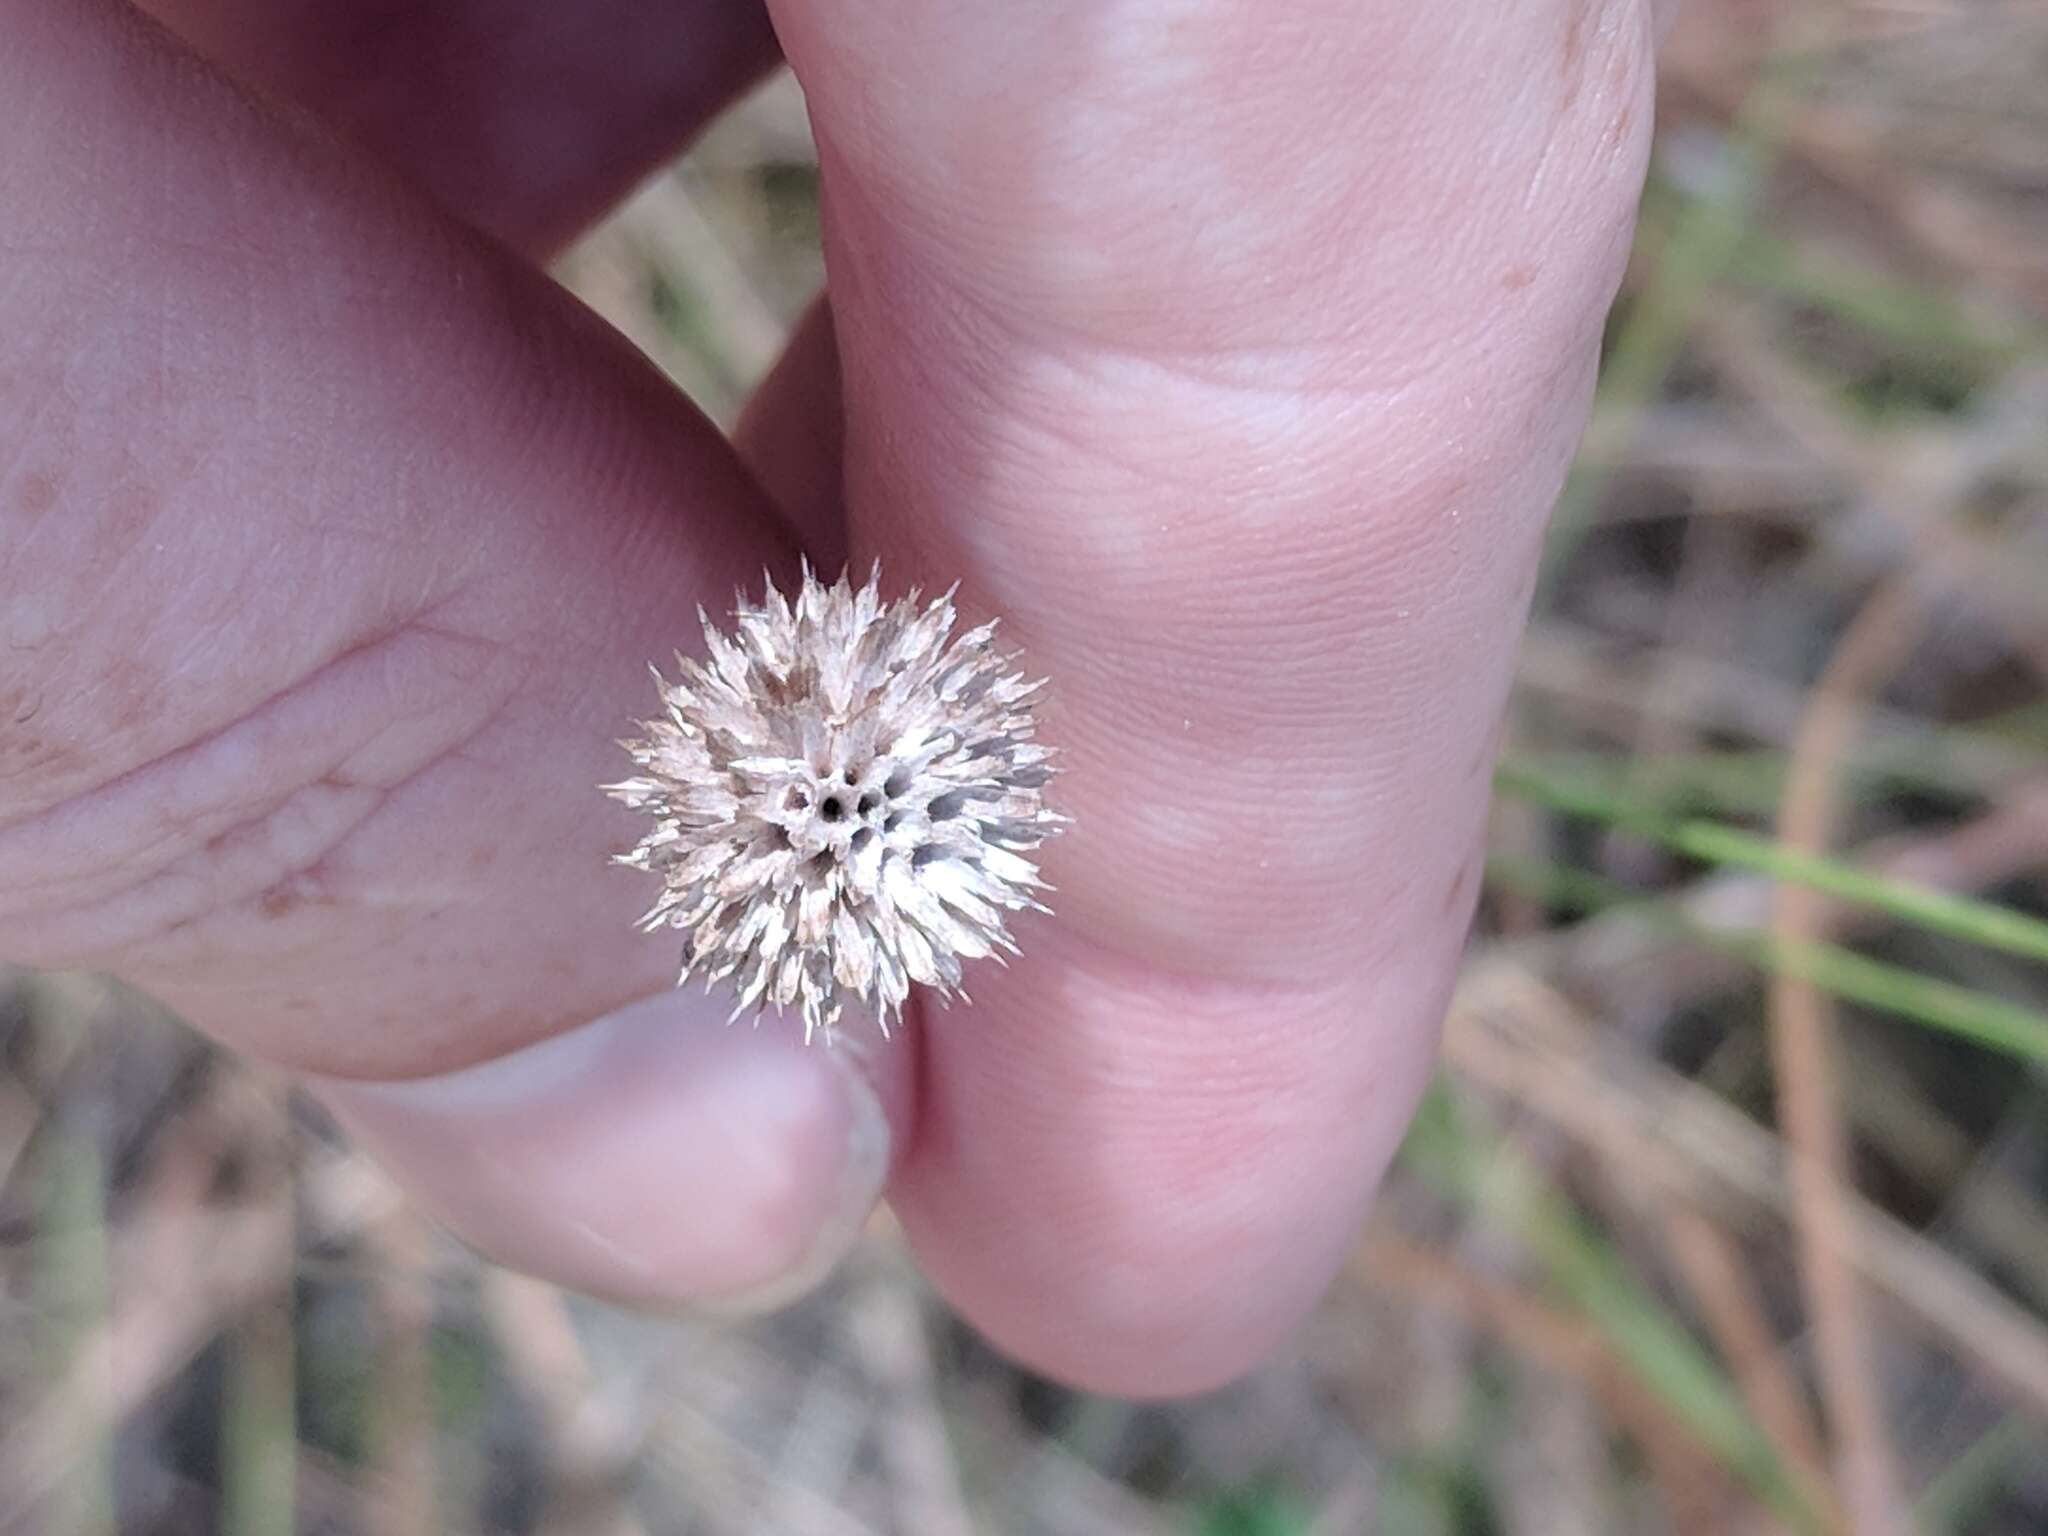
xmin=606 ymin=565 xmax=1063 ymax=1041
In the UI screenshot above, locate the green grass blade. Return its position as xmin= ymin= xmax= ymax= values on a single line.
xmin=222 ymin=1296 xmax=298 ymax=1536
xmin=35 ymin=1109 xmax=115 ymax=1536
xmin=1496 ymin=761 xmax=2048 ymax=966
xmin=1914 ymin=1417 xmax=2044 ymax=1534
xmin=1486 ymin=856 xmax=2048 ymax=1064
xmin=1402 ymin=1085 xmax=1821 ymax=1531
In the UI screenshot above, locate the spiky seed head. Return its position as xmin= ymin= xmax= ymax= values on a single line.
xmin=606 ymin=565 xmax=1063 ymax=1041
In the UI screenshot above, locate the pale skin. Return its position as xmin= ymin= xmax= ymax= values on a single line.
xmin=1 ymin=0 xmax=1655 ymax=1394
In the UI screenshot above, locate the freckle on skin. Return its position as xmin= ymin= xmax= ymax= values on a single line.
xmin=0 ymin=733 xmax=80 ymax=779
xmin=104 ymin=657 xmax=154 ymax=716
xmin=258 ymin=864 xmax=332 ymax=918
xmin=259 ymin=885 xmax=306 ymax=918
xmin=1610 ymin=97 xmax=1634 ymax=147
xmin=19 ymin=471 xmax=57 ymax=514
xmin=1501 ymin=265 xmax=1536 ymax=291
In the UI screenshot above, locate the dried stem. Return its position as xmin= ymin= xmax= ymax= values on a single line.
xmin=1770 ymin=578 xmax=1921 ymax=1531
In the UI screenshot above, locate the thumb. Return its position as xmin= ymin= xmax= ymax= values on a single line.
xmin=315 ymin=990 xmax=897 ymax=1310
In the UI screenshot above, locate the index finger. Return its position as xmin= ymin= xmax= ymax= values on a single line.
xmin=766 ymin=0 xmax=1654 ymax=1391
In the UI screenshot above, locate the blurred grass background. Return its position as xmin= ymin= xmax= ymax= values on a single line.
xmin=7 ymin=1 xmax=2048 ymax=1531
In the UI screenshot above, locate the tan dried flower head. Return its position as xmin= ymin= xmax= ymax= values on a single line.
xmin=607 ymin=566 xmax=1063 ymax=1041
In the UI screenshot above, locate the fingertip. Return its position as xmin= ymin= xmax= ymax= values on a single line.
xmin=312 ymin=990 xmax=903 ymax=1309
xmin=893 ymin=960 xmax=1444 ymax=1398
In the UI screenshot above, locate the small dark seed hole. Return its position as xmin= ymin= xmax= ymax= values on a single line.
xmin=882 ymin=812 xmax=903 ymax=833
xmin=843 ymin=765 xmax=861 ymax=786
xmin=850 ymin=828 xmax=874 ymax=851
xmin=857 ymin=793 xmax=879 ymax=816
xmin=884 ymin=768 xmax=912 ymax=798
xmin=821 ymin=796 xmax=844 ymax=821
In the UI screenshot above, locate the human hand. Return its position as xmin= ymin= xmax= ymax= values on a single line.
xmin=0 ymin=0 xmax=1651 ymax=1393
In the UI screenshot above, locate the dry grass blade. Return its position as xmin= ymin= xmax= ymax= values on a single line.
xmin=0 ymin=1065 xmax=39 ymax=1198
xmin=1663 ymin=21 xmax=2048 ymax=318
xmin=845 ymin=1250 xmax=976 ymax=1536
xmin=0 ymin=1067 xmax=306 ymax=1531
xmin=366 ymin=1205 xmax=440 ymax=1536
xmin=1694 ymin=306 xmax=2048 ymax=684
xmin=1353 ymin=1236 xmax=1745 ymax=1528
xmin=220 ymin=1081 xmax=299 ymax=1536
xmin=1446 ymin=964 xmax=2048 ymax=1423
xmin=636 ymin=1323 xmax=885 ymax=1536
xmin=1844 ymin=1055 xmax=2048 ymax=1314
xmin=1520 ymin=780 xmax=2048 ymax=1059
xmin=1517 ymin=627 xmax=2044 ymax=800
xmin=482 ymin=1272 xmax=650 ymax=1536
xmin=1769 ymin=578 xmax=1922 ymax=1532
xmin=607 ymin=174 xmax=788 ymax=394
xmin=0 ymin=1200 xmax=288 ymax=1526
xmin=1658 ymin=1207 xmax=1843 ymax=1531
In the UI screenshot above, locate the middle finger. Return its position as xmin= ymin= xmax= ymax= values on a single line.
xmin=135 ymin=0 xmax=780 ymax=255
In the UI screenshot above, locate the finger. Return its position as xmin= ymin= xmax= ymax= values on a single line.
xmin=133 ymin=0 xmax=778 ymax=254
xmin=0 ymin=0 xmax=903 ymax=1301
xmin=767 ymin=0 xmax=1654 ymax=1391
xmin=316 ymin=990 xmax=892 ymax=1309
xmin=734 ymin=297 xmax=845 ymax=564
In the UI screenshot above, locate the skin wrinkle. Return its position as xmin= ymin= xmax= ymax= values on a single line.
xmin=5 ymin=462 xmax=174 ymax=733
xmin=1032 ymin=915 xmax=1367 ymax=1052
xmin=988 ymin=351 xmax=1406 ymax=518
xmin=4 ymin=772 xmax=315 ymax=911
xmin=873 ymin=610 xmax=1499 ymax=980
xmin=844 ymin=10 xmax=1406 ymax=350
xmin=888 ymin=350 xmax=1564 ymax=969
xmin=105 ymin=781 xmax=396 ymax=947
xmin=833 ymin=216 xmax=1612 ymax=660
xmin=1521 ymin=1 xmax=1650 ymax=221
xmin=942 ymin=13 xmax=1593 ymax=357
xmin=17 ymin=419 xmax=467 ymax=826
xmin=0 ymin=605 xmax=488 ymax=833
xmin=0 ymin=621 xmax=519 ymax=958
xmin=822 ymin=130 xmax=1418 ymax=392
